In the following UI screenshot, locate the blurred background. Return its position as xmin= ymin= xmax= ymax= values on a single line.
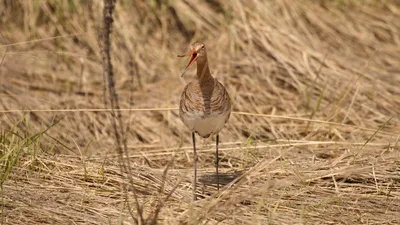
xmin=1 ymin=0 xmax=398 ymax=156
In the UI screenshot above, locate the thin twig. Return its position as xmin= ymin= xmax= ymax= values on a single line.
xmin=0 ymin=108 xmax=396 ymax=136
xmin=0 ymin=33 xmax=85 ymax=48
xmin=100 ymin=0 xmax=143 ymax=223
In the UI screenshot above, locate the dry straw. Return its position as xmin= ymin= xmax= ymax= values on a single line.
xmin=1 ymin=0 xmax=399 ymax=224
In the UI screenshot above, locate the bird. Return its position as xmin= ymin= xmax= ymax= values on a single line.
xmin=178 ymin=42 xmax=231 ymax=200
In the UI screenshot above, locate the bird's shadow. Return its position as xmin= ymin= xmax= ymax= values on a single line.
xmin=198 ymin=170 xmax=243 ymax=187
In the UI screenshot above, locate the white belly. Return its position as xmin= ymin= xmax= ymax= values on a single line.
xmin=181 ymin=110 xmax=230 ymax=138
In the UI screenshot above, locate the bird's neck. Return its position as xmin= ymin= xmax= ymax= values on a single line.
xmin=196 ymin=59 xmax=213 ymax=84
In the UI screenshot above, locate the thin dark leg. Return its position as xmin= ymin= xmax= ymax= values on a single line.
xmin=192 ymin=132 xmax=197 ymax=201
xmin=216 ymin=134 xmax=220 ymax=191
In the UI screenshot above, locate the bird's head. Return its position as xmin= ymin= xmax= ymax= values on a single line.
xmin=178 ymin=42 xmax=207 ymax=77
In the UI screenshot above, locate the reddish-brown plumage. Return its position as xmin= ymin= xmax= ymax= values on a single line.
xmin=179 ymin=42 xmax=231 ymax=138
xmin=178 ymin=42 xmax=231 ymax=200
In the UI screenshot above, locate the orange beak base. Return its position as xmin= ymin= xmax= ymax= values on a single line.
xmin=178 ymin=49 xmax=199 ymax=77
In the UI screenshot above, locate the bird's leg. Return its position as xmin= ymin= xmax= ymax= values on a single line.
xmin=216 ymin=134 xmax=220 ymax=191
xmin=192 ymin=132 xmax=197 ymax=201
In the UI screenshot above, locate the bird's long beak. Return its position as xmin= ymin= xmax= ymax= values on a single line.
xmin=178 ymin=49 xmax=199 ymax=77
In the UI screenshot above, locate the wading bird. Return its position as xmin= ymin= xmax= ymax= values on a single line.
xmin=178 ymin=42 xmax=231 ymax=200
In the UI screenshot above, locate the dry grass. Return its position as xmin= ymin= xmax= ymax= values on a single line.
xmin=1 ymin=0 xmax=400 ymax=224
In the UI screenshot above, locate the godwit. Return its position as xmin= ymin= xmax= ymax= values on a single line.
xmin=178 ymin=42 xmax=231 ymax=200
